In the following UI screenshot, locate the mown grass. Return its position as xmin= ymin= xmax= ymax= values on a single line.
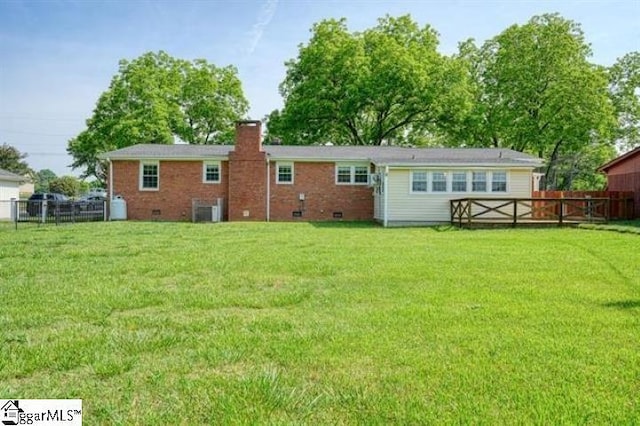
xmin=0 ymin=221 xmax=638 ymax=424
xmin=578 ymin=219 xmax=640 ymax=235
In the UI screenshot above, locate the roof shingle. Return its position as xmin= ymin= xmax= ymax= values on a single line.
xmin=0 ymin=168 xmax=26 ymax=182
xmin=101 ymin=144 xmax=542 ymax=167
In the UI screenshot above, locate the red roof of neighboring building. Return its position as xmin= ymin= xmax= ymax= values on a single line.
xmin=598 ymin=146 xmax=640 ymax=172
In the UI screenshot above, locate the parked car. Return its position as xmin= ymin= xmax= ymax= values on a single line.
xmin=87 ymin=189 xmax=107 ymax=198
xmin=27 ymin=193 xmax=70 ymax=216
xmin=77 ymin=194 xmax=106 ymax=211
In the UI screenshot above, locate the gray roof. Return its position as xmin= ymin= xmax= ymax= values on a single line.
xmin=0 ymin=168 xmax=26 ymax=182
xmin=101 ymin=144 xmax=542 ymax=167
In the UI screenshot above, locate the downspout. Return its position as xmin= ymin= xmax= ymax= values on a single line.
xmin=383 ymin=165 xmax=389 ymax=227
xmin=266 ymin=156 xmax=270 ymax=222
xmin=108 ymin=159 xmax=113 ymax=200
xmin=108 ymin=159 xmax=113 ymax=221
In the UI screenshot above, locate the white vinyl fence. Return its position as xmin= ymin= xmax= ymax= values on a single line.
xmin=0 ymin=199 xmax=17 ymax=221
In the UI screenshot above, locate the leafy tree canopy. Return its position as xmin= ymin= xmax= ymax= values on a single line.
xmin=0 ymin=143 xmax=32 ymax=176
xmin=267 ymin=15 xmax=471 ymax=146
xmin=68 ymin=51 xmax=249 ymax=183
xmin=449 ymin=14 xmax=617 ymax=190
xmin=609 ymin=51 xmax=640 ymax=151
xmin=34 ymin=169 xmax=57 ymax=193
xmin=49 ymin=175 xmax=83 ymax=197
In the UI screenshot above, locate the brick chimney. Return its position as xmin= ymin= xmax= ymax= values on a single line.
xmin=233 ymin=120 xmax=263 ymax=154
xmin=228 ymin=120 xmax=267 ymax=221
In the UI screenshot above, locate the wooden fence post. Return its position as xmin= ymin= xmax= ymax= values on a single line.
xmin=450 ymin=200 xmax=455 ymax=224
xmin=558 ymin=199 xmax=564 ymax=226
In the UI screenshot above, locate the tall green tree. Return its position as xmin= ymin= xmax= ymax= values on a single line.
xmin=34 ymin=169 xmax=57 ymax=193
xmin=49 ymin=175 xmax=82 ymax=197
xmin=0 ymin=143 xmax=32 ymax=176
xmin=450 ymin=14 xmax=616 ymax=190
xmin=609 ymin=52 xmax=640 ymax=151
xmin=68 ymin=51 xmax=249 ymax=183
xmin=267 ymin=15 xmax=471 ymax=146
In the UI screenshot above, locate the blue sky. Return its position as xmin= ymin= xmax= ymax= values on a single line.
xmin=0 ymin=0 xmax=638 ymax=177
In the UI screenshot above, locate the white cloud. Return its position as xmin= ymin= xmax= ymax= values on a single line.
xmin=246 ymin=0 xmax=278 ymax=55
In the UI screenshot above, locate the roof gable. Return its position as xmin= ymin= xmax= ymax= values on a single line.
xmin=0 ymin=168 xmax=26 ymax=182
xmin=598 ymin=146 xmax=640 ymax=172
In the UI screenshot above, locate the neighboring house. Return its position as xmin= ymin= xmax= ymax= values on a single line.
xmin=102 ymin=120 xmax=543 ymax=225
xmin=19 ymin=180 xmax=34 ymax=197
xmin=0 ymin=168 xmax=25 ymax=220
xmin=598 ymin=146 xmax=640 ymax=218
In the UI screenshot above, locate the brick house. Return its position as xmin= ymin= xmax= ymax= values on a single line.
xmin=598 ymin=146 xmax=640 ymax=218
xmin=102 ymin=120 xmax=542 ymax=225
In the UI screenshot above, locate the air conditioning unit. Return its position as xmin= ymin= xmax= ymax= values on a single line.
xmin=368 ymin=173 xmax=381 ymax=187
xmin=195 ymin=205 xmax=218 ymax=222
xmin=192 ymin=198 xmax=222 ymax=222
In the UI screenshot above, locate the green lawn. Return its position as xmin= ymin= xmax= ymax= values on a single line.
xmin=1 ymin=222 xmax=638 ymax=424
xmin=578 ymin=219 xmax=640 ymax=235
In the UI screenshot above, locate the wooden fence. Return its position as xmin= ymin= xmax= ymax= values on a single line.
xmin=450 ymin=197 xmax=610 ymax=227
xmin=533 ymin=191 xmax=634 ymax=220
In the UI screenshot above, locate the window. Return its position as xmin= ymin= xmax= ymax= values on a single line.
xmin=492 ymin=171 xmax=507 ymax=192
xmin=335 ymin=164 xmax=369 ymax=185
xmin=452 ymin=172 xmax=467 ymax=192
xmin=431 ymin=172 xmax=446 ymax=192
xmin=337 ymin=166 xmax=352 ymax=183
xmin=277 ymin=163 xmax=293 ymax=184
xmin=203 ymin=161 xmax=220 ymax=183
xmin=354 ymin=166 xmax=369 ymax=184
xmin=472 ymin=172 xmax=487 ymax=192
xmin=140 ymin=161 xmax=159 ymax=190
xmin=412 ymin=171 xmax=428 ymax=192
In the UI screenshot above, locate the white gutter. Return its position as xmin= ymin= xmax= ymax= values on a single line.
xmin=266 ymin=156 xmax=270 ymax=222
xmin=377 ymin=162 xmax=542 ymax=169
xmin=383 ymin=165 xmax=389 ymax=228
xmin=105 ymin=155 xmax=229 ymax=161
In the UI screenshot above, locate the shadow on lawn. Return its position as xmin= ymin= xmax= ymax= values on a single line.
xmin=602 ymin=300 xmax=640 ymax=309
xmin=307 ymin=221 xmax=460 ymax=231
xmin=308 ymin=221 xmax=380 ymax=229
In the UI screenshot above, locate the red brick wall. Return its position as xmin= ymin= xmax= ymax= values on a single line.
xmin=111 ymin=160 xmax=229 ymax=221
xmin=109 ymin=122 xmax=375 ymax=222
xmin=268 ymin=162 xmax=374 ymax=221
xmin=228 ymin=121 xmax=267 ymax=221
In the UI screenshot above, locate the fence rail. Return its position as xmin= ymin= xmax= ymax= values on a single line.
xmin=533 ymin=190 xmax=634 ymax=220
xmin=13 ymin=199 xmax=107 ymax=227
xmin=450 ymin=197 xmax=610 ymax=227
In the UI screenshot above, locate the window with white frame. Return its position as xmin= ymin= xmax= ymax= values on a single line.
xmin=431 ymin=172 xmax=447 ymax=192
xmin=354 ymin=166 xmax=369 ymax=184
xmin=452 ymin=172 xmax=467 ymax=192
xmin=472 ymin=172 xmax=487 ymax=192
xmin=277 ymin=163 xmax=293 ymax=184
xmin=411 ymin=171 xmax=428 ymax=192
xmin=140 ymin=161 xmax=159 ymax=190
xmin=492 ymin=171 xmax=507 ymax=192
xmin=203 ymin=161 xmax=220 ymax=183
xmin=335 ymin=164 xmax=369 ymax=185
xmin=336 ymin=165 xmax=352 ymax=183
